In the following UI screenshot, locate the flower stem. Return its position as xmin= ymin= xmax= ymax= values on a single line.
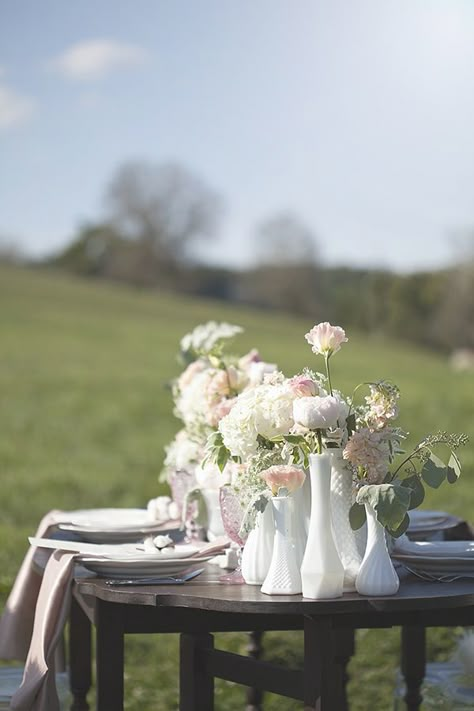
xmin=317 ymin=429 xmax=323 ymax=454
xmin=325 ymin=354 xmax=333 ymax=396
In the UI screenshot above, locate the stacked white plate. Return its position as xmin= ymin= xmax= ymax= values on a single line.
xmin=30 ymin=537 xmax=214 ymax=578
xmin=407 ymin=509 xmax=462 ymax=541
xmin=57 ymin=508 xmax=181 ymax=543
xmin=392 ymin=539 xmax=474 ymax=577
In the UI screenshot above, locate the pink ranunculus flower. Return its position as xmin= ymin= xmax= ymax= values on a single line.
xmin=289 ymin=374 xmax=318 ymax=397
xmin=260 ymin=465 xmax=306 ymax=497
xmin=207 ymin=396 xmax=238 ymax=427
xmin=293 ymin=395 xmax=345 ymax=430
xmin=305 ymin=322 xmax=348 ymax=357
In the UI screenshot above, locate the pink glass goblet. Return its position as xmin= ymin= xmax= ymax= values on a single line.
xmin=218 ymin=485 xmax=247 ymax=584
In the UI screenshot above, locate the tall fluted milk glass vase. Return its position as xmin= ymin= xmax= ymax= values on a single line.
xmin=355 ymin=504 xmax=399 ymax=596
xmin=329 ymin=449 xmax=362 ymax=591
xmin=300 ymin=452 xmax=344 ymax=599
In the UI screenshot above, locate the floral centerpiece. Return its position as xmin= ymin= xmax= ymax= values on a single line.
xmin=161 ymin=320 xmax=277 ymax=538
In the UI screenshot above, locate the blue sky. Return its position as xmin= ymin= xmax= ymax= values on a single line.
xmin=1 ymin=0 xmax=474 ymax=271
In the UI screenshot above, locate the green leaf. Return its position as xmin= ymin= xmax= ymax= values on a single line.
xmin=239 ymin=491 xmax=271 ymax=537
xmin=349 ymin=502 xmax=366 ymax=530
xmin=357 ymin=483 xmax=411 ymax=531
xmin=283 ymin=434 xmax=305 ymax=444
xmin=447 ymin=452 xmax=462 ymax=483
xmin=421 ymin=453 xmax=447 ymax=489
xmin=387 ymin=513 xmax=410 ymax=538
xmin=216 ymin=446 xmax=230 ymax=472
xmin=401 ymin=475 xmax=425 ymax=510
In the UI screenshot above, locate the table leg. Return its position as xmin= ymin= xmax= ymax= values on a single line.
xmin=304 ymin=616 xmax=341 ymax=711
xmin=96 ymin=600 xmax=124 ymax=711
xmin=334 ymin=629 xmax=355 ymax=711
xmin=69 ymin=595 xmax=91 ymax=711
xmin=401 ymin=625 xmax=426 ymax=711
xmin=246 ymin=631 xmax=264 ymax=711
xmin=180 ymin=633 xmax=214 ymax=711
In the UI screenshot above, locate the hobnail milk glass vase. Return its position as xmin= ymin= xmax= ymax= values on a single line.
xmin=329 ymin=449 xmax=362 ymax=592
xmin=261 ymin=496 xmax=302 ymax=595
xmin=241 ymin=503 xmax=274 ymax=585
xmin=300 ymin=452 xmax=344 ymax=599
xmin=355 ymin=503 xmax=400 ymax=596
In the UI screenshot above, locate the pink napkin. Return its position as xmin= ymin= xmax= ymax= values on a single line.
xmin=9 ymin=550 xmax=77 ymax=711
xmin=0 ymin=510 xmax=64 ymax=661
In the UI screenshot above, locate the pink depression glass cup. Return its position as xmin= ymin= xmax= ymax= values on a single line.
xmin=218 ymin=485 xmax=247 ymax=584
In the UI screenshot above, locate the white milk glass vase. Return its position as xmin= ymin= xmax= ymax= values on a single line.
xmin=290 ymin=484 xmax=308 ymax=568
xmin=355 ymin=503 xmax=400 ymax=596
xmin=329 ymin=449 xmax=362 ymax=592
xmin=241 ymin=503 xmax=274 ymax=585
xmin=201 ymin=488 xmax=225 ymax=541
xmin=300 ymin=452 xmax=344 ymax=599
xmin=261 ymin=496 xmax=302 ymax=595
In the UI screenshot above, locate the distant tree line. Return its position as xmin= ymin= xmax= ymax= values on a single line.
xmin=43 ymin=159 xmax=473 ymax=353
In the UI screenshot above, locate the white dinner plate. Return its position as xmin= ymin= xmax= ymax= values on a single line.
xmin=30 ymin=537 xmax=200 ymax=559
xmin=393 ymin=540 xmax=474 ymax=558
xmin=57 ymin=508 xmax=180 ymax=543
xmin=79 ymin=555 xmax=213 ymax=578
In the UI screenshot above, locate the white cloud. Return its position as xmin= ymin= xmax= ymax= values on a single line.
xmin=50 ymin=39 xmax=148 ymax=81
xmin=0 ymin=84 xmax=35 ymax=130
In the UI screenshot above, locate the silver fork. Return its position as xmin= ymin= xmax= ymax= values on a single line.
xmin=402 ymin=565 xmax=474 ymax=583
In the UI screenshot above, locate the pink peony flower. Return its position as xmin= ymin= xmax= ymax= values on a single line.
xmin=289 ymin=375 xmax=318 ymax=397
xmin=178 ymin=359 xmax=206 ymax=390
xmin=293 ymin=395 xmax=346 ymax=430
xmin=207 ymin=396 xmax=238 ymax=427
xmin=260 ymin=465 xmax=306 ymax=496
xmin=305 ymin=322 xmax=348 ymax=357
xmin=343 ymin=428 xmax=390 ymax=484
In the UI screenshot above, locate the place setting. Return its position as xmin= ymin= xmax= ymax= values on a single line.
xmin=392 ymin=537 xmax=474 ymax=583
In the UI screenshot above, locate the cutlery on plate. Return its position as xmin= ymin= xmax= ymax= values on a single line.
xmin=104 ymin=568 xmax=205 ymax=586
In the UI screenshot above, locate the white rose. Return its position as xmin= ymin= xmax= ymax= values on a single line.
xmin=293 ymin=395 xmax=345 ymax=430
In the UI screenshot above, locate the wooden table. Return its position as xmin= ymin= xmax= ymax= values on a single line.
xmin=69 ymin=567 xmax=474 ymax=711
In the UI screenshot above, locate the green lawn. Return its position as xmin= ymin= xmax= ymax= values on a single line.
xmin=1 ymin=265 xmax=472 ymax=710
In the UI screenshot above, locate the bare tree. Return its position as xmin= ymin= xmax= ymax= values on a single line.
xmin=105 ymin=160 xmax=223 ymax=274
xmin=255 ymin=212 xmax=318 ymax=266
xmin=242 ymin=212 xmax=323 ymax=315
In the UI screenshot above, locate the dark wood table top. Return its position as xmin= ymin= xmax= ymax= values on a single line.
xmin=75 ymin=565 xmax=474 ymax=615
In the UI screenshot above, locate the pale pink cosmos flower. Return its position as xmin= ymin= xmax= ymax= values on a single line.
xmin=260 ymin=465 xmax=306 ymax=496
xmin=305 ymin=322 xmax=348 ymax=357
xmin=343 ymin=428 xmax=390 ymax=484
xmin=289 ymin=375 xmax=318 ymax=398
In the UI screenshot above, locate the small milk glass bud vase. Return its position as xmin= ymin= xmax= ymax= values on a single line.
xmin=241 ymin=504 xmax=274 ymax=585
xmin=355 ymin=503 xmax=399 ymax=596
xmin=261 ymin=495 xmax=302 ymax=595
xmin=300 ymin=452 xmax=344 ymax=599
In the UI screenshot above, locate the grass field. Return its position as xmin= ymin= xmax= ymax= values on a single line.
xmin=0 ymin=265 xmax=472 ymax=710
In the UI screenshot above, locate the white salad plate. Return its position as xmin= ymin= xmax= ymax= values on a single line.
xmin=407 ymin=509 xmax=461 ymax=534
xmin=29 ymin=537 xmax=200 ymax=559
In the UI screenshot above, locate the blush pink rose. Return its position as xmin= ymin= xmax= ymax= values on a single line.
xmin=260 ymin=465 xmax=306 ymax=496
